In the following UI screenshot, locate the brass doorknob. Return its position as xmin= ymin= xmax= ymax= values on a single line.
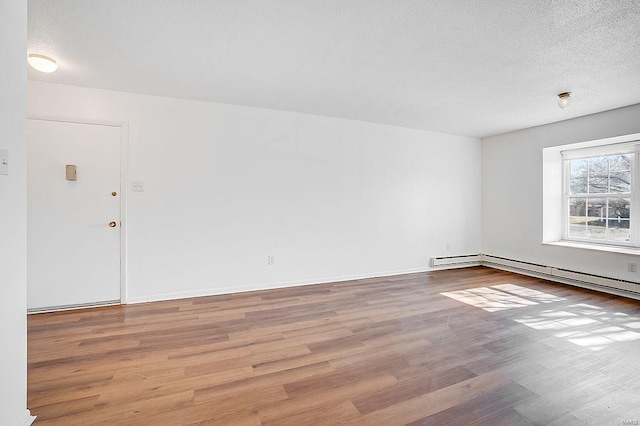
xmin=108 ymin=221 xmax=117 ymax=228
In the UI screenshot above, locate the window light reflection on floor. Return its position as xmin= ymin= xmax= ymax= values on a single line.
xmin=440 ymin=286 xmax=640 ymax=351
xmin=440 ymin=284 xmax=562 ymax=312
xmin=515 ymin=303 xmax=640 ymax=351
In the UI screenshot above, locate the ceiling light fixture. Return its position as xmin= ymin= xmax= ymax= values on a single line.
xmin=557 ymin=92 xmax=572 ymax=109
xmin=27 ymin=54 xmax=58 ymax=73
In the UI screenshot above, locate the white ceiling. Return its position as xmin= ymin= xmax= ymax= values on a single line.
xmin=27 ymin=0 xmax=640 ymax=138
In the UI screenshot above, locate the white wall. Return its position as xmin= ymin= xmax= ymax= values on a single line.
xmin=0 ymin=0 xmax=32 ymax=425
xmin=28 ymin=81 xmax=481 ymax=302
xmin=482 ymin=103 xmax=640 ymax=283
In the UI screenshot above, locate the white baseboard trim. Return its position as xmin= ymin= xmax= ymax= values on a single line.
xmin=20 ymin=410 xmax=36 ymax=426
xmin=126 ymin=266 xmax=436 ymax=304
xmin=28 ymin=299 xmax=120 ymax=314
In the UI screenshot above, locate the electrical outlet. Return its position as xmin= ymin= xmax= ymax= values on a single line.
xmin=268 ymin=255 xmax=275 ymax=265
xmin=628 ymin=262 xmax=637 ymax=273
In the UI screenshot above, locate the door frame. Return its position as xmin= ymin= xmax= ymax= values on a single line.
xmin=27 ymin=115 xmax=129 ymax=306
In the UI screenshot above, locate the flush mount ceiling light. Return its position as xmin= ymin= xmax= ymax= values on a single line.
xmin=27 ymin=54 xmax=58 ymax=73
xmin=557 ymin=92 xmax=572 ymax=109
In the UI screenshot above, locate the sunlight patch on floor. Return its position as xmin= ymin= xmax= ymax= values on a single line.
xmin=441 ymin=286 xmax=640 ymax=351
xmin=440 ymin=284 xmax=563 ymax=312
xmin=514 ymin=304 xmax=640 ymax=351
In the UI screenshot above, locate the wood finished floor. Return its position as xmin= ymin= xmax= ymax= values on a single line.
xmin=28 ymin=266 xmax=640 ymax=425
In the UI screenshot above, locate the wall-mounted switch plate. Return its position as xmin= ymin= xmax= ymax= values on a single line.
xmin=0 ymin=148 xmax=8 ymax=175
xmin=131 ymin=181 xmax=144 ymax=192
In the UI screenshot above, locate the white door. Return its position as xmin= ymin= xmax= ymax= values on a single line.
xmin=27 ymin=119 xmax=122 ymax=310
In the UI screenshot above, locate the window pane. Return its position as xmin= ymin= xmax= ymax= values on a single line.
xmin=586 ymin=198 xmax=606 ymax=221
xmin=570 ymin=159 xmax=588 ymax=193
xmin=588 ymin=174 xmax=608 ymax=193
xmin=585 ymin=198 xmax=606 ymax=239
xmin=588 ymin=156 xmax=608 ymax=173
xmin=586 ymin=222 xmax=606 ymax=240
xmin=609 ymin=154 xmax=631 ymax=172
xmin=568 ymin=221 xmax=586 ymax=238
xmin=569 ymin=197 xmax=586 ymax=217
xmin=609 ymin=171 xmax=631 ymax=193
xmin=568 ymin=198 xmax=587 ymax=239
xmin=606 ymin=219 xmax=630 ymax=242
xmin=607 ymin=197 xmax=630 ymax=219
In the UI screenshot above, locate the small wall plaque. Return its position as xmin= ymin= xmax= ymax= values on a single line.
xmin=66 ymin=165 xmax=77 ymax=181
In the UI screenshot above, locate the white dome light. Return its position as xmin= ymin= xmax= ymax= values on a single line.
xmin=28 ymin=54 xmax=58 ymax=73
xmin=557 ymin=92 xmax=572 ymax=109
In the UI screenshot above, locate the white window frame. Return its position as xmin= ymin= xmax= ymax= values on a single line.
xmin=562 ymin=142 xmax=640 ymax=248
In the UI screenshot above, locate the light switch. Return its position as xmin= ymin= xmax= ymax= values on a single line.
xmin=131 ymin=181 xmax=144 ymax=192
xmin=0 ymin=149 xmax=8 ymax=175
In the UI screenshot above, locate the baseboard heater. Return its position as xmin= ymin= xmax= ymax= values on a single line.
xmin=430 ymin=254 xmax=481 ymax=267
xmin=430 ymin=253 xmax=640 ymax=299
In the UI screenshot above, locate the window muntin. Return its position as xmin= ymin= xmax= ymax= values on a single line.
xmin=564 ymin=151 xmax=637 ymax=247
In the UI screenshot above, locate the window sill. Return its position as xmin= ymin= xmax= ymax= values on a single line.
xmin=543 ymin=240 xmax=640 ymax=256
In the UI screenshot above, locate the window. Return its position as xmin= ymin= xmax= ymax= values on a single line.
xmin=563 ymin=143 xmax=640 ymax=247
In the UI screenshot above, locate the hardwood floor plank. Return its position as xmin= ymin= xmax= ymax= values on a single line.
xmin=361 ymin=370 xmax=513 ymax=424
xmin=193 ymin=362 xmax=335 ymax=405
xmin=260 ymin=400 xmax=361 ymax=426
xmin=193 ymin=383 xmax=289 ymax=422
xmin=259 ymin=374 xmax=398 ymax=423
xmin=30 ymin=395 xmax=100 ymax=421
xmin=406 ymin=382 xmax=537 ymax=425
xmin=352 ymin=365 xmax=478 ymax=415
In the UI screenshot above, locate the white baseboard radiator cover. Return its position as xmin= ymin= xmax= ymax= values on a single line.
xmin=430 ymin=254 xmax=481 ymax=267
xmin=430 ymin=254 xmax=640 ymax=300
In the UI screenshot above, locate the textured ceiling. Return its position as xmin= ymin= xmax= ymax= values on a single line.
xmin=27 ymin=0 xmax=640 ymax=138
